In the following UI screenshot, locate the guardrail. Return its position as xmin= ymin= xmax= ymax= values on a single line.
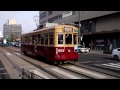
xmin=19 ymin=68 xmax=45 ymax=79
xmin=0 ymin=68 xmax=8 ymax=79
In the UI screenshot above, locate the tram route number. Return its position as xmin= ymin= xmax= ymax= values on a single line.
xmin=56 ymin=48 xmax=65 ymax=54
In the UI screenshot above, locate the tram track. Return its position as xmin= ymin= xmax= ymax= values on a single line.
xmin=4 ymin=47 xmax=89 ymax=79
xmin=68 ymin=62 xmax=120 ymax=78
xmin=2 ymin=47 xmax=65 ymax=79
xmin=1 ymin=47 xmax=59 ymax=79
xmin=4 ymin=46 xmax=120 ymax=79
xmin=0 ymin=48 xmax=31 ymax=79
xmin=57 ymin=63 xmax=118 ymax=79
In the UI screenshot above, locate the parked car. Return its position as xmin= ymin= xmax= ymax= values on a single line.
xmin=78 ymin=45 xmax=90 ymax=53
xmin=112 ymin=48 xmax=120 ymax=60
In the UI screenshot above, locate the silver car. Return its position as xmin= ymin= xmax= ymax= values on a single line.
xmin=112 ymin=48 xmax=120 ymax=60
xmin=78 ymin=45 xmax=90 ymax=53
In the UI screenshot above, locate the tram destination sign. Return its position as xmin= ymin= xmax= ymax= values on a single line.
xmin=64 ymin=27 xmax=73 ymax=32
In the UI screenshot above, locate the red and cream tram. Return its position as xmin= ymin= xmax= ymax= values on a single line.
xmin=21 ymin=24 xmax=79 ymax=64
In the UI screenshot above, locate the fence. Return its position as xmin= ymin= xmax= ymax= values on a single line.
xmin=19 ymin=68 xmax=45 ymax=79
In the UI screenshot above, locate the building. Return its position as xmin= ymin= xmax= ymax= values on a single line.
xmin=7 ymin=19 xmax=17 ymax=25
xmin=0 ymin=31 xmax=3 ymax=38
xmin=40 ymin=11 xmax=120 ymax=51
xmin=3 ymin=19 xmax=22 ymax=40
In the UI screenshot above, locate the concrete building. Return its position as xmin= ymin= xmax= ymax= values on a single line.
xmin=40 ymin=11 xmax=120 ymax=51
xmin=3 ymin=19 xmax=22 ymax=40
xmin=7 ymin=19 xmax=17 ymax=25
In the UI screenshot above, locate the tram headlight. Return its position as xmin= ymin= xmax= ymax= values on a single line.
xmin=68 ymin=49 xmax=71 ymax=52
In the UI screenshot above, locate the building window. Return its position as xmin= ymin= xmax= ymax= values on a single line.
xmin=62 ymin=11 xmax=73 ymax=18
xmin=41 ymin=20 xmax=46 ymax=24
xmin=48 ymin=14 xmax=62 ymax=23
xmin=40 ymin=12 xmax=46 ymax=19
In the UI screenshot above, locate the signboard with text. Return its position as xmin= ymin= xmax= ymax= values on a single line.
xmin=64 ymin=27 xmax=73 ymax=32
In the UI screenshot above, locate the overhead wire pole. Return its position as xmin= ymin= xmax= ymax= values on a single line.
xmin=39 ymin=11 xmax=40 ymax=28
xmin=78 ymin=11 xmax=81 ymax=45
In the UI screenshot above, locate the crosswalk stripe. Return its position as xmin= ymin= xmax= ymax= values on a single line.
xmin=0 ymin=68 xmax=6 ymax=71
xmin=102 ymin=63 xmax=120 ymax=69
xmin=68 ymin=66 xmax=106 ymax=79
xmin=15 ymin=52 xmax=21 ymax=55
xmin=51 ymin=68 xmax=81 ymax=79
xmin=6 ymin=53 xmax=12 ymax=55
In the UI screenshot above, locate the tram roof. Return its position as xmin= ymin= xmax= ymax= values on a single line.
xmin=22 ymin=25 xmax=78 ymax=36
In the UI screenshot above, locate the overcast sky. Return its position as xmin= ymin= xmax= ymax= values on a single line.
xmin=0 ymin=11 xmax=39 ymax=34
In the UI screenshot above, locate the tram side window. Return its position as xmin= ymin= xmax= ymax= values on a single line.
xmin=25 ymin=37 xmax=27 ymax=43
xmin=49 ymin=32 xmax=54 ymax=45
xmin=35 ymin=35 xmax=38 ymax=45
xmin=38 ymin=34 xmax=41 ymax=44
xmin=41 ymin=34 xmax=44 ymax=45
xmin=58 ymin=34 xmax=63 ymax=44
xmin=44 ymin=33 xmax=48 ymax=45
xmin=26 ymin=37 xmax=29 ymax=44
xmin=32 ymin=35 xmax=35 ymax=44
xmin=73 ymin=34 xmax=77 ymax=44
xmin=21 ymin=37 xmax=24 ymax=43
xmin=65 ymin=34 xmax=72 ymax=44
xmin=29 ymin=36 xmax=32 ymax=44
xmin=28 ymin=36 xmax=31 ymax=44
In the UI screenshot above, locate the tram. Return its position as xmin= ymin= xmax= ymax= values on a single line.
xmin=0 ymin=38 xmax=9 ymax=47
xmin=21 ymin=24 xmax=79 ymax=64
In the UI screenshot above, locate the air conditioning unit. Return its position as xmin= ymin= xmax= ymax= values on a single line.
xmin=38 ymin=23 xmax=59 ymax=30
xmin=44 ymin=23 xmax=58 ymax=28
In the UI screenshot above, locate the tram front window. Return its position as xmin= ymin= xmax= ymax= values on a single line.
xmin=65 ymin=34 xmax=72 ymax=44
xmin=58 ymin=34 xmax=63 ymax=44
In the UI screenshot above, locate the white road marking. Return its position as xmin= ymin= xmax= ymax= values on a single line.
xmin=0 ymin=68 xmax=6 ymax=71
xmin=68 ymin=66 xmax=106 ymax=79
xmin=20 ymin=66 xmax=34 ymax=68
xmin=30 ymin=70 xmax=49 ymax=79
xmin=102 ymin=63 xmax=120 ymax=69
xmin=6 ymin=53 xmax=12 ymax=55
xmin=79 ymin=61 xmax=102 ymax=64
xmin=0 ymin=73 xmax=8 ymax=75
xmin=51 ymin=68 xmax=81 ymax=79
xmin=108 ymin=63 xmax=120 ymax=65
xmin=15 ymin=52 xmax=21 ymax=55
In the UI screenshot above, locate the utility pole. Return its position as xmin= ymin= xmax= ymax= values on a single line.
xmin=78 ymin=11 xmax=81 ymax=45
xmin=39 ymin=11 xmax=40 ymax=27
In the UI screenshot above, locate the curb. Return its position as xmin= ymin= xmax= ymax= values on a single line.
xmin=88 ymin=51 xmax=111 ymax=56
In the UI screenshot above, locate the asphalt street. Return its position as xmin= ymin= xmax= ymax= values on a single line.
xmin=78 ymin=52 xmax=120 ymax=65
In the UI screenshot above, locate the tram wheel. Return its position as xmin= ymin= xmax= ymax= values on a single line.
xmin=23 ymin=51 xmax=27 ymax=55
xmin=114 ymin=55 xmax=119 ymax=60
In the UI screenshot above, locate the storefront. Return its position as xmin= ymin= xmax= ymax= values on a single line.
xmin=83 ymin=31 xmax=120 ymax=51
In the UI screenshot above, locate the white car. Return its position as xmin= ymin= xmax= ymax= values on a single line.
xmin=112 ymin=48 xmax=120 ymax=60
xmin=78 ymin=45 xmax=90 ymax=53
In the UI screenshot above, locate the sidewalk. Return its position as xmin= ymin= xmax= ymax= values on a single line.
xmin=88 ymin=50 xmax=111 ymax=56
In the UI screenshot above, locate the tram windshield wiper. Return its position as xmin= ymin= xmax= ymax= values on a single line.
xmin=66 ymin=34 xmax=69 ymax=38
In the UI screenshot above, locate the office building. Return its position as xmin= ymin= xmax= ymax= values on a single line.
xmin=3 ymin=19 xmax=22 ymax=40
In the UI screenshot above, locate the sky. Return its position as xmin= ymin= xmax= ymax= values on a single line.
xmin=0 ymin=11 xmax=39 ymax=35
